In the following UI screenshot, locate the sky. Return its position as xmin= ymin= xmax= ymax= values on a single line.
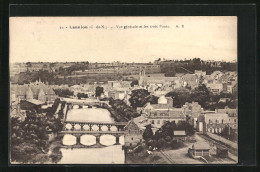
xmin=10 ymin=16 xmax=237 ymax=63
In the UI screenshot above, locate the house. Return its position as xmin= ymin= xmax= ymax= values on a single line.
xmin=210 ymin=71 xmax=224 ymax=80
xmin=140 ymin=95 xmax=186 ymax=128
xmin=194 ymin=70 xmax=206 ymax=76
xmin=196 ymin=115 xmax=207 ymax=133
xmin=183 ymin=102 xmax=203 ymax=128
xmin=10 ymin=81 xmax=57 ymax=103
xmin=188 ymin=142 xmax=210 ymax=158
xmin=108 ymin=90 xmax=127 ymax=100
xmin=173 ymin=130 xmax=186 ymax=142
xmin=215 ymin=107 xmax=238 ymax=131
xmin=206 ymin=83 xmax=223 ymax=94
xmin=124 ymin=118 xmax=144 ymax=147
xmin=180 ymin=74 xmax=199 ymax=89
xmin=197 ymin=112 xmax=230 ymax=133
xmin=138 ymin=69 xmax=180 ymax=87
xmin=132 ymin=116 xmax=151 ymax=134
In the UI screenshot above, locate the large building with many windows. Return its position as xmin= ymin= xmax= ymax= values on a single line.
xmin=10 ymin=80 xmax=57 ymax=103
xmin=138 ymin=95 xmax=186 ymax=128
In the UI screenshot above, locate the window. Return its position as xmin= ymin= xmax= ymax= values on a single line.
xmin=151 ymin=120 xmax=154 ymax=124
xmin=131 ymin=137 xmax=133 ymax=140
xmin=157 ymin=120 xmax=160 ymax=124
xmin=234 ymin=119 xmax=237 ymax=123
xmin=222 ymin=119 xmax=224 ymax=124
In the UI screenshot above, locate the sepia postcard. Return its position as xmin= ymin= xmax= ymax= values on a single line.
xmin=9 ymin=16 xmax=238 ymax=164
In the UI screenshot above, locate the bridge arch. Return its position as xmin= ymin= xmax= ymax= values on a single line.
xmin=62 ymin=134 xmax=77 ymax=145
xmin=80 ymin=135 xmax=96 ymax=146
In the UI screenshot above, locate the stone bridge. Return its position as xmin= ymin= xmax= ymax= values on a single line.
xmin=67 ymin=100 xmax=109 ymax=109
xmin=60 ymin=121 xmax=128 ymax=147
xmin=59 ymin=130 xmax=126 ymax=147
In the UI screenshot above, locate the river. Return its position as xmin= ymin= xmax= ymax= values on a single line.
xmin=58 ymin=105 xmax=125 ymax=164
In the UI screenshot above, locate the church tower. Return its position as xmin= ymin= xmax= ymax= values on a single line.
xmin=138 ymin=69 xmax=146 ymax=86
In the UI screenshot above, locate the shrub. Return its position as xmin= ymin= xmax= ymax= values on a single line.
xmin=171 ymin=140 xmax=185 ymax=149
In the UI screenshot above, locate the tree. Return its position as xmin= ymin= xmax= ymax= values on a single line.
xmin=129 ymin=89 xmax=150 ymax=108
xmin=191 ymin=84 xmax=210 ymax=108
xmin=77 ymin=93 xmax=88 ymax=99
xmin=164 ymin=66 xmax=176 ymax=77
xmin=176 ymin=120 xmax=195 ymax=136
xmin=161 ymin=121 xmax=175 ymax=138
xmin=53 ymin=88 xmax=74 ymax=98
xmin=165 ymin=88 xmax=191 ymax=108
xmin=144 ymin=95 xmax=159 ymax=104
xmin=143 ymin=125 xmax=154 ymax=141
xmin=130 ymin=80 xmax=139 ymax=87
xmin=157 ymin=138 xmax=166 ymax=148
xmin=95 ymin=86 xmax=104 ymax=97
xmin=26 ymin=62 xmax=32 ymax=72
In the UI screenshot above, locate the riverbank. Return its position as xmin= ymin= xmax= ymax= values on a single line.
xmin=59 ymin=143 xmax=107 ymax=149
xmin=48 ymin=136 xmax=63 ymax=164
xmin=100 ymin=103 xmax=128 ymax=122
xmin=125 ymin=149 xmax=168 ymax=164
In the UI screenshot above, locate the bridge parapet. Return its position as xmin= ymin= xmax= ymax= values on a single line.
xmin=59 ymin=130 xmax=126 ymax=141
xmin=63 ymin=121 xmax=127 ymax=132
xmin=64 ymin=120 xmax=127 ymax=126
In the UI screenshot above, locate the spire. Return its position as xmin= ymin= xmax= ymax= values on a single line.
xmin=38 ymin=88 xmax=46 ymax=102
xmin=26 ymin=87 xmax=33 ymax=100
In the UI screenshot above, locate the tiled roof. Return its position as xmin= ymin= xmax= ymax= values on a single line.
xmin=11 ymin=85 xmax=56 ymax=96
xmin=133 ymin=116 xmax=150 ymax=128
xmin=26 ymin=99 xmax=45 ymax=105
xmin=174 ymin=130 xmax=186 ymax=136
xmin=169 ymin=109 xmax=186 ymax=118
xmin=150 ymin=104 xmax=170 ymax=110
xmin=192 ymin=142 xmax=210 ymax=150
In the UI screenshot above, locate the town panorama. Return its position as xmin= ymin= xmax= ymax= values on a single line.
xmin=10 ymin=59 xmax=238 ymax=164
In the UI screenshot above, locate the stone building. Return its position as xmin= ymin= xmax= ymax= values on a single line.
xmin=216 ymin=107 xmax=238 ymax=131
xmin=188 ymin=142 xmax=210 ymax=158
xmin=138 ymin=69 xmax=180 ymax=88
xmin=10 ymin=81 xmax=57 ymax=103
xmin=139 ymin=95 xmax=186 ymax=128
xmin=196 ymin=112 xmax=230 ymax=134
xmin=180 ymin=74 xmax=200 ymax=89
xmin=124 ymin=119 xmax=144 ymax=147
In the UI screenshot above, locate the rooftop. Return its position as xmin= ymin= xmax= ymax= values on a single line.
xmin=173 ymin=130 xmax=186 ymax=136
xmin=26 ymin=99 xmax=45 ymax=105
xmin=192 ymin=142 xmax=210 ymax=150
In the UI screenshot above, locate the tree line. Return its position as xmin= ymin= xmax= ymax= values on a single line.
xmin=165 ymin=84 xmax=237 ymax=110
xmin=108 ymin=98 xmax=140 ymax=121
xmin=160 ymin=58 xmax=237 ymax=76
xmin=10 ymin=98 xmax=65 ymax=163
xmin=143 ymin=120 xmax=195 ymax=149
